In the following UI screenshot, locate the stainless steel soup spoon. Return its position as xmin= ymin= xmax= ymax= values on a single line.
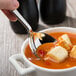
xmin=12 ymin=10 xmax=56 ymax=57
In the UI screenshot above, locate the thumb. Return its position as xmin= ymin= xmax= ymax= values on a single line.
xmin=0 ymin=0 xmax=19 ymax=10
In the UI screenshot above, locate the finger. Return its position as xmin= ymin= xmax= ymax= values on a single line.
xmin=2 ymin=9 xmax=17 ymax=21
xmin=0 ymin=0 xmax=19 ymax=10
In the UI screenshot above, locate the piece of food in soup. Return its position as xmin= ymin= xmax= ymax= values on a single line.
xmin=56 ymin=34 xmax=72 ymax=51
xmin=44 ymin=46 xmax=68 ymax=63
xmin=58 ymin=34 xmax=72 ymax=45
xmin=56 ymin=40 xmax=71 ymax=51
xmin=70 ymin=45 xmax=76 ymax=58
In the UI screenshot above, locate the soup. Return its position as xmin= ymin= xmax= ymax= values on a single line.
xmin=25 ymin=32 xmax=76 ymax=69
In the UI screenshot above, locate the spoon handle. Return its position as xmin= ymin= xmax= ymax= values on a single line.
xmin=12 ymin=10 xmax=32 ymax=34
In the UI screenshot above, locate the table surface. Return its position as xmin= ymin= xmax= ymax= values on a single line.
xmin=0 ymin=0 xmax=76 ymax=76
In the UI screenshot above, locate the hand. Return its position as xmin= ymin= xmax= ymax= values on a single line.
xmin=0 ymin=0 xmax=19 ymax=21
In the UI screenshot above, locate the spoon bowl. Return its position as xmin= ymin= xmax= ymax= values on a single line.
xmin=29 ymin=31 xmax=56 ymax=56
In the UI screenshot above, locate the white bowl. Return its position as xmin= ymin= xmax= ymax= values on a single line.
xmin=9 ymin=27 xmax=76 ymax=76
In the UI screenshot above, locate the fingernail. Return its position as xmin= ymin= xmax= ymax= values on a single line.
xmin=13 ymin=0 xmax=19 ymax=8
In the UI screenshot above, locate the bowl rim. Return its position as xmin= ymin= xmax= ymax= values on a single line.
xmin=21 ymin=27 xmax=76 ymax=73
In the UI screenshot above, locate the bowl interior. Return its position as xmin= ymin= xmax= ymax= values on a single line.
xmin=21 ymin=27 xmax=76 ymax=72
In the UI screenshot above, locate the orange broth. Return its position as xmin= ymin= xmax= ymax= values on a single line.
xmin=25 ymin=32 xmax=76 ymax=69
